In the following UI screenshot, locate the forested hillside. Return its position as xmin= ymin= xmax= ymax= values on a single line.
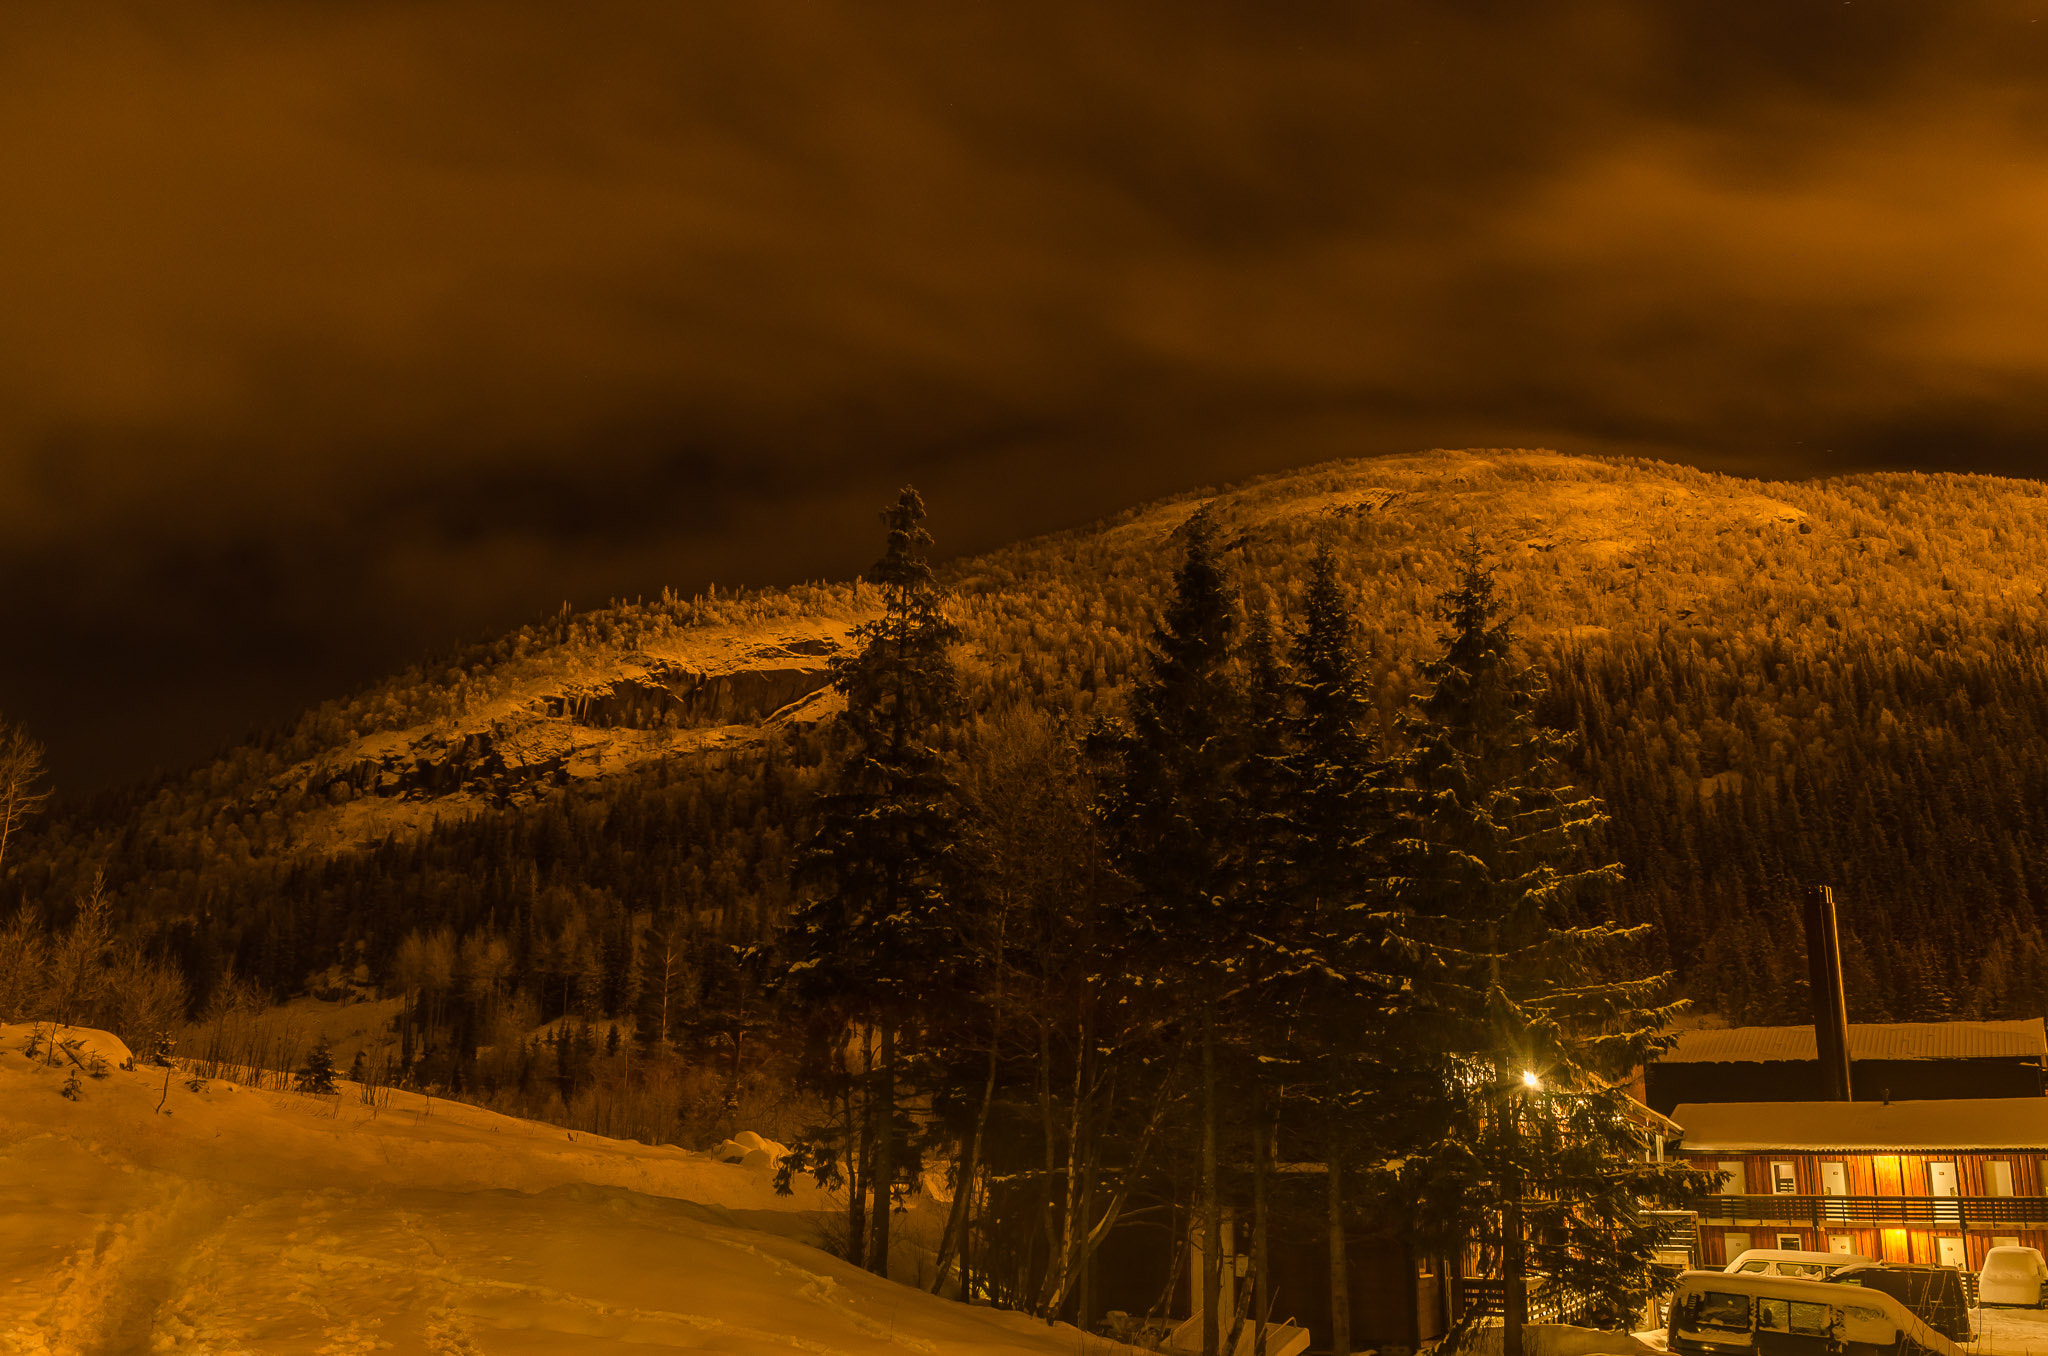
xmin=11 ymin=448 xmax=2048 ymax=1033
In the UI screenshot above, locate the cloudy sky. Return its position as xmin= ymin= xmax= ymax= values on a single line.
xmin=6 ymin=0 xmax=2048 ymax=788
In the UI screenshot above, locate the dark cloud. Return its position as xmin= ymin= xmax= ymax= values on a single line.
xmin=6 ymin=0 xmax=2048 ymax=788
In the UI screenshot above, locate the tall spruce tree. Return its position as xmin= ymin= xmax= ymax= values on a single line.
xmin=1394 ymin=547 xmax=1709 ymax=1352
xmin=1273 ymin=545 xmax=1398 ymax=1356
xmin=786 ymin=486 xmax=963 ymax=1279
xmin=1100 ymin=505 xmax=1245 ymax=1356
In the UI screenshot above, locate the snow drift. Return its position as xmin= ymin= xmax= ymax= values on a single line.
xmin=0 ymin=1023 xmax=1135 ymax=1355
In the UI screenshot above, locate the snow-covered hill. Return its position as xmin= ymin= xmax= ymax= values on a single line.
xmin=0 ymin=1024 xmax=1134 ymax=1355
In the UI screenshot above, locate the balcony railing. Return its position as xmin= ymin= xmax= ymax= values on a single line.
xmin=1694 ymin=1194 xmax=2048 ymax=1227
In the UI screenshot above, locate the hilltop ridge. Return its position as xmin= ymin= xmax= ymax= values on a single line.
xmin=14 ymin=447 xmax=2048 ymax=1026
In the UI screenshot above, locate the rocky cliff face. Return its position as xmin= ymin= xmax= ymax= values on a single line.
xmin=277 ymin=625 xmax=856 ymax=852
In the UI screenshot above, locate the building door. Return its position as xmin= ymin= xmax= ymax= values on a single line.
xmin=1988 ymin=1161 xmax=2015 ymax=1196
xmin=1821 ymin=1162 xmax=1849 ymax=1223
xmin=1723 ymin=1231 xmax=1753 ymax=1265
xmin=1936 ymin=1237 xmax=1965 ymax=1269
xmin=1929 ymin=1162 xmax=1961 ymax=1224
xmin=1828 ymin=1235 xmax=1857 ymax=1256
xmin=1771 ymin=1162 xmax=1799 ymax=1194
xmin=1719 ymin=1160 xmax=1749 ymax=1198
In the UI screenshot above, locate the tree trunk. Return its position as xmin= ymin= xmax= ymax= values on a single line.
xmin=847 ymin=1054 xmax=868 ymax=1270
xmin=1254 ymin=1109 xmax=1270 ymax=1356
xmin=1328 ymin=1142 xmax=1350 ymax=1356
xmin=1502 ymin=1093 xmax=1527 ymax=1356
xmin=869 ymin=1023 xmax=896 ymax=1278
xmin=932 ymin=1136 xmax=977 ymax=1296
xmin=1201 ymin=1008 xmax=1222 ymax=1356
xmin=934 ymin=966 xmax=1004 ymax=1295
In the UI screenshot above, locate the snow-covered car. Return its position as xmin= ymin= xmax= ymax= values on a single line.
xmin=1979 ymin=1246 xmax=2048 ymax=1307
xmin=1669 ymin=1268 xmax=1964 ymax=1356
xmin=1725 ymin=1248 xmax=1872 ymax=1280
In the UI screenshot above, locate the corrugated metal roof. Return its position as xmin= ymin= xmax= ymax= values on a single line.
xmin=1662 ymin=1020 xmax=2047 ymax=1065
xmin=1675 ymin=1097 xmax=2048 ymax=1151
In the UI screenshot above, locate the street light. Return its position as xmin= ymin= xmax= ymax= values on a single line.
xmin=1522 ymin=1069 xmax=1542 ymax=1091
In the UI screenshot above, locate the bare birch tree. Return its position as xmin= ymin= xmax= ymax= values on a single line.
xmin=0 ymin=718 xmax=50 ymax=881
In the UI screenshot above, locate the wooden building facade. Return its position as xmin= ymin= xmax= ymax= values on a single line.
xmin=1676 ymin=1098 xmax=2048 ymax=1273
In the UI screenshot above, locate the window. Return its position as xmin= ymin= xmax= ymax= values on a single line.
xmin=1720 ymin=1160 xmax=1749 ymax=1196
xmin=1695 ymin=1292 xmax=1753 ymax=1330
xmin=1738 ymin=1261 xmax=1770 ymax=1273
xmin=1759 ymin=1300 xmax=1836 ymax=1336
xmin=1988 ymin=1161 xmax=2015 ymax=1196
xmin=1791 ymin=1302 xmax=1835 ymax=1335
xmin=1778 ymin=1233 xmax=1805 ymax=1251
xmin=1772 ymin=1162 xmax=1799 ymax=1194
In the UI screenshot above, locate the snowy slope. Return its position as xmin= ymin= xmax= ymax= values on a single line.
xmin=0 ymin=1025 xmax=1133 ymax=1355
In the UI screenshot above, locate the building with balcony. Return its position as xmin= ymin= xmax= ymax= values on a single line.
xmin=1674 ymin=1097 xmax=2048 ymax=1272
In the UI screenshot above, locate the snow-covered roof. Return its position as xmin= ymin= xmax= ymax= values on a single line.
xmin=1676 ymin=1098 xmax=2048 ymax=1151
xmin=1663 ymin=1020 xmax=2047 ymax=1065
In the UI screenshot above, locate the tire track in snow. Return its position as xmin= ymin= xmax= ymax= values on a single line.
xmin=14 ymin=1170 xmax=245 ymax=1355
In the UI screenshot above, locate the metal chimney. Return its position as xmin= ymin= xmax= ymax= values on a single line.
xmin=1803 ymin=885 xmax=1855 ymax=1101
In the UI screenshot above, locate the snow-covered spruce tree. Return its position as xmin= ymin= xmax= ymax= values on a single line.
xmin=785 ymin=486 xmax=964 ymax=1279
xmin=1098 ymin=505 xmax=1247 ymax=1356
xmin=1248 ymin=544 xmax=1414 ymax=1356
xmin=1391 ymin=547 xmax=1709 ymax=1354
xmin=296 ymin=1036 xmax=339 ymax=1094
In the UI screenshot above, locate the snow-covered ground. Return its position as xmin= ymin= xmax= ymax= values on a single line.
xmin=1972 ymin=1304 xmax=2048 ymax=1356
xmin=0 ymin=1023 xmax=1135 ymax=1354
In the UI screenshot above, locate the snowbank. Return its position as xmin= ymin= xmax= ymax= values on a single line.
xmin=0 ymin=1023 xmax=1138 ymax=1354
xmin=1443 ymin=1324 xmax=1664 ymax=1356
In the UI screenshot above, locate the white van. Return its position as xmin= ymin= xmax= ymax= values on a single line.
xmin=1668 ymin=1269 xmax=1963 ymax=1356
xmin=1979 ymin=1245 xmax=2048 ymax=1308
xmin=1725 ymin=1248 xmax=1874 ymax=1281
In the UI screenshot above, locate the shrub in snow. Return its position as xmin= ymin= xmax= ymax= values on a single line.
xmin=85 ymin=1052 xmax=109 ymax=1079
xmin=185 ymin=1076 xmax=209 ymax=1093
xmin=60 ymin=1071 xmax=82 ymax=1100
xmin=295 ymin=1036 xmax=338 ymax=1095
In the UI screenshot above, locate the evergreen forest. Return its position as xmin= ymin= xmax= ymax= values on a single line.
xmin=5 ymin=448 xmax=2047 ymax=1072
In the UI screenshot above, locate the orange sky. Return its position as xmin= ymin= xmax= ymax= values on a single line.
xmin=5 ymin=0 xmax=2048 ymax=786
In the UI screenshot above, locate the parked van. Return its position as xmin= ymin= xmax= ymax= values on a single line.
xmin=1827 ymin=1263 xmax=1973 ymax=1343
xmin=1667 ymin=1269 xmax=1963 ymax=1356
xmin=1725 ymin=1249 xmax=1874 ymax=1281
xmin=1979 ymin=1245 xmax=2048 ymax=1308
